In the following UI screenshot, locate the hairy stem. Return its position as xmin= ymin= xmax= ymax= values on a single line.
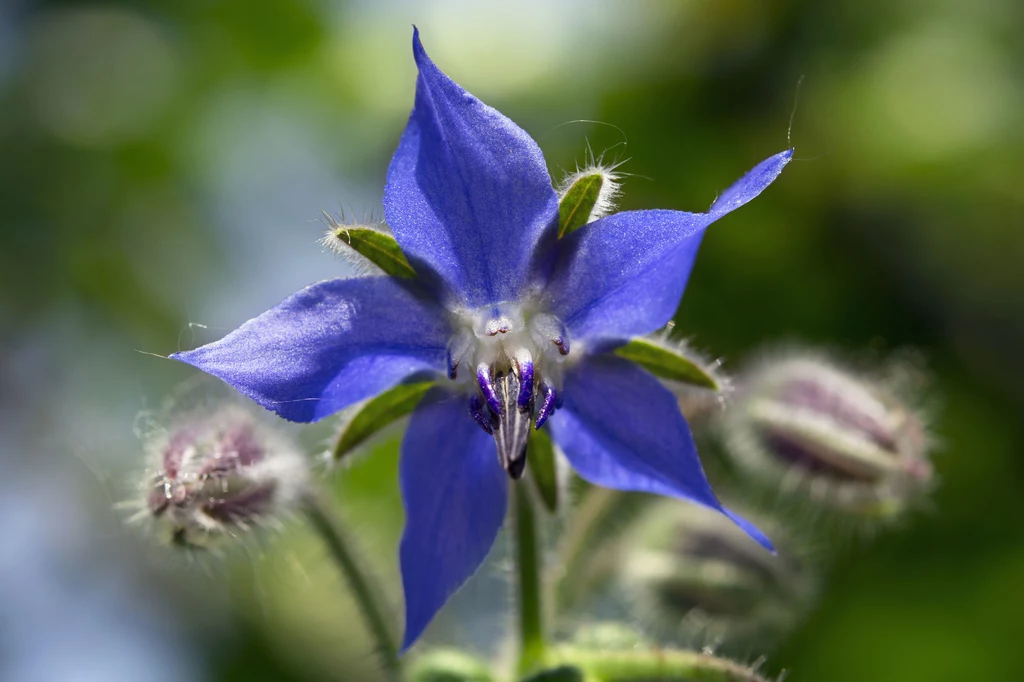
xmin=515 ymin=482 xmax=547 ymax=676
xmin=304 ymin=492 xmax=400 ymax=680
xmin=552 ymin=646 xmax=770 ymax=682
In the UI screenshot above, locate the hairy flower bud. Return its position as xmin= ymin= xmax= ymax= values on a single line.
xmin=136 ymin=403 xmax=310 ymax=548
xmin=620 ymin=500 xmax=813 ymax=652
xmin=721 ymin=352 xmax=934 ymax=519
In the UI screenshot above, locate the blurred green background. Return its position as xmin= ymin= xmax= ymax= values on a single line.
xmin=1 ymin=1 xmax=1022 ymax=680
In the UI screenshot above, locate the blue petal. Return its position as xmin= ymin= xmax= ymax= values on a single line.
xmin=710 ymin=149 xmax=793 ymax=217
xmin=384 ymin=28 xmax=559 ymax=307
xmin=548 ymin=354 xmax=773 ymax=551
xmin=545 ymin=150 xmax=792 ymax=346
xmin=399 ymin=388 xmax=508 ymax=650
xmin=171 ymin=277 xmax=449 ymax=422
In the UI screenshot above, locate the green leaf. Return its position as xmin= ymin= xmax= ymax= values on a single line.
xmin=331 ymin=381 xmax=434 ymax=462
xmin=558 ymin=172 xmax=604 ymax=237
xmin=615 ymin=338 xmax=721 ymax=390
xmin=527 ymin=428 xmax=560 ymax=513
xmin=520 ymin=666 xmax=585 ymax=682
xmin=333 ymin=226 xmax=417 ymax=278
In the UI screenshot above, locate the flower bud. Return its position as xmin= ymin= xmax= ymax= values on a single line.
xmin=721 ymin=352 xmax=933 ymax=518
xmin=619 ymin=500 xmax=813 ymax=652
xmin=138 ymin=403 xmax=310 ymax=548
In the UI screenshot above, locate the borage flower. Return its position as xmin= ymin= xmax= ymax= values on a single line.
xmin=172 ymin=29 xmax=791 ymax=649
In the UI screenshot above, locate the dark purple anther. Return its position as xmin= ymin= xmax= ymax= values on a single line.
xmin=534 ymin=382 xmax=558 ymax=429
xmin=468 ymin=394 xmax=493 ymax=434
xmin=552 ymin=336 xmax=570 ymax=356
xmin=477 ymin=363 xmax=503 ymax=415
xmin=516 ymin=359 xmax=534 ymax=412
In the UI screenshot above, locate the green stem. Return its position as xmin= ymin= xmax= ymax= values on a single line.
xmin=304 ymin=492 xmax=401 ymax=681
xmin=515 ymin=482 xmax=547 ymax=676
xmin=551 ymin=647 xmax=769 ymax=682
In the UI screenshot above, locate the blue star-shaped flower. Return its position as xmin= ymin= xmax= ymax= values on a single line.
xmin=172 ymin=29 xmax=791 ymax=650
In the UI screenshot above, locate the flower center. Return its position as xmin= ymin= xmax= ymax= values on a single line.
xmin=447 ymin=305 xmax=570 ymax=479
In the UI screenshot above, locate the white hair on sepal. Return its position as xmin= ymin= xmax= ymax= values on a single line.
xmin=317 ymin=207 xmax=394 ymax=276
xmin=557 ymin=142 xmax=627 ymax=224
xmin=632 ymin=323 xmax=734 ymax=425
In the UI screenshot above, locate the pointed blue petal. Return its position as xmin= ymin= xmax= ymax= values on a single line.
xmin=171 ymin=277 xmax=449 ymax=422
xmin=384 ymin=28 xmax=559 ymax=307
xmin=710 ymin=149 xmax=793 ymax=217
xmin=545 ymin=150 xmax=791 ymax=346
xmin=722 ymin=508 xmax=775 ymax=553
xmin=545 ymin=209 xmax=708 ymax=346
xmin=399 ymin=388 xmax=508 ymax=651
xmin=548 ymin=354 xmax=773 ymax=551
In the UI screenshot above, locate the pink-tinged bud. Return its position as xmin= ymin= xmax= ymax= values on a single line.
xmin=720 ymin=352 xmax=934 ymax=519
xmin=138 ymin=404 xmax=309 ymax=548
xmin=619 ymin=500 xmax=815 ymax=654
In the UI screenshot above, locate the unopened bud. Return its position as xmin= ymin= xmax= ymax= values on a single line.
xmin=721 ymin=352 xmax=933 ymax=518
xmin=620 ymin=500 xmax=813 ymax=652
xmin=137 ymin=403 xmax=310 ymax=548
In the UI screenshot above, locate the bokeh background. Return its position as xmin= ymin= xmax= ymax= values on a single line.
xmin=1 ymin=0 xmax=1022 ymax=680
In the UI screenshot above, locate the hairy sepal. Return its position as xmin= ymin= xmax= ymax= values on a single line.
xmin=322 ymin=219 xmax=417 ymax=279
xmin=614 ymin=335 xmax=723 ymax=390
xmin=556 ymin=165 xmax=621 ymax=237
xmin=331 ymin=381 xmax=435 ymax=462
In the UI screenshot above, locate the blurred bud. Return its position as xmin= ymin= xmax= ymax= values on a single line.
xmin=620 ymin=500 xmax=814 ymax=651
xmin=556 ymin=151 xmax=623 ymax=237
xmin=406 ymin=648 xmax=495 ymax=682
xmin=721 ymin=352 xmax=933 ymax=518
xmin=137 ymin=403 xmax=310 ymax=549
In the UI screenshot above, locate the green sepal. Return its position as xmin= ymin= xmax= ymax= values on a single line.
xmin=551 ymin=646 xmax=767 ymax=682
xmin=333 ymin=226 xmax=417 ymax=278
xmin=615 ymin=338 xmax=720 ymax=390
xmin=527 ymin=428 xmax=560 ymax=513
xmin=331 ymin=381 xmax=435 ymax=462
xmin=520 ymin=666 xmax=585 ymax=682
xmin=407 ymin=648 xmax=496 ymax=682
xmin=558 ymin=172 xmax=604 ymax=238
